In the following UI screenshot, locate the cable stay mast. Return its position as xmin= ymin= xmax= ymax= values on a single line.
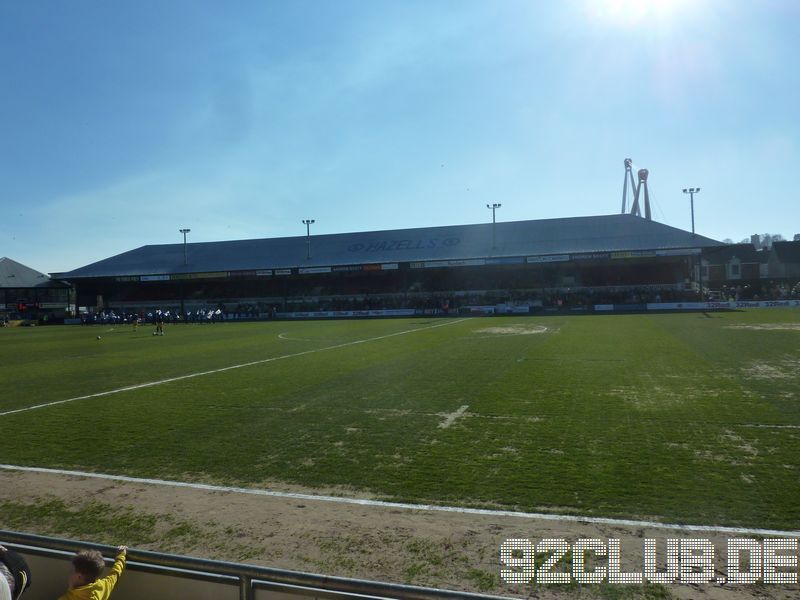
xmin=621 ymin=158 xmax=652 ymax=220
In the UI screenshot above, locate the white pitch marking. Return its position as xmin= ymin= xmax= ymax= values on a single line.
xmin=0 ymin=318 xmax=468 ymax=418
xmin=438 ymin=404 xmax=469 ymax=429
xmin=278 ymin=332 xmax=316 ymax=342
xmin=740 ymin=424 xmax=800 ymax=429
xmin=1 ymin=463 xmax=798 ymax=537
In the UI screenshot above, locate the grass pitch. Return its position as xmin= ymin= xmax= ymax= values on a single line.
xmin=2 ymin=310 xmax=799 ymax=530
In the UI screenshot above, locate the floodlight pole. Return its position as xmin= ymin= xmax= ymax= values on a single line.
xmin=682 ymin=188 xmax=702 ymax=299
xmin=682 ymin=188 xmax=700 ymax=235
xmin=302 ymin=219 xmax=315 ymax=259
xmin=179 ymin=228 xmax=191 ymax=265
xmin=178 ymin=228 xmax=190 ymax=316
xmin=487 ymin=203 xmax=501 ymax=249
xmin=699 ymin=254 xmax=704 ymax=300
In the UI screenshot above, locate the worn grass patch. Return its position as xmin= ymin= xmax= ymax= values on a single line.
xmin=0 ymin=497 xmax=264 ymax=560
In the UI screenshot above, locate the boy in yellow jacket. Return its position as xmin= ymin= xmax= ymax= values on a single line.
xmin=59 ymin=546 xmax=126 ymax=600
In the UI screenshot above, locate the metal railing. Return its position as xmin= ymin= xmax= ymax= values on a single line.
xmin=1 ymin=530 xmax=512 ymax=600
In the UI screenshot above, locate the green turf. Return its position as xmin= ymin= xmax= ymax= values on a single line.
xmin=2 ymin=310 xmax=799 ymax=529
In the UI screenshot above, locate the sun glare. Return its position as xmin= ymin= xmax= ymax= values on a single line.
xmin=586 ymin=0 xmax=695 ymax=28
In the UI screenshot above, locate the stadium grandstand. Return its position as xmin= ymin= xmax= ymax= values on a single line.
xmin=0 ymin=257 xmax=72 ymax=323
xmin=54 ymin=213 xmax=725 ymax=319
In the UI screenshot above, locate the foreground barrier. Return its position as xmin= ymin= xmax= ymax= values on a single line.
xmin=0 ymin=530 xmax=510 ymax=600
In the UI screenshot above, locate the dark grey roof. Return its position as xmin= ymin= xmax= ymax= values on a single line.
xmin=702 ymin=243 xmax=768 ymax=265
xmin=0 ymin=257 xmax=68 ymax=288
xmin=56 ymin=214 xmax=723 ymax=280
xmin=772 ymin=240 xmax=800 ymax=262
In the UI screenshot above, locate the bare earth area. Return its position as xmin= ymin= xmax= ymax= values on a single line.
xmin=474 ymin=325 xmax=551 ymax=336
xmin=2 ymin=470 xmax=798 ymax=599
xmin=724 ymin=324 xmax=800 ymax=331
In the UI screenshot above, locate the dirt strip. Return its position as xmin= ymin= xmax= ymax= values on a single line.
xmin=1 ymin=470 xmax=798 ymax=599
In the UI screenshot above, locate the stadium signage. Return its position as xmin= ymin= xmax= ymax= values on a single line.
xmin=485 ymin=257 xmax=524 ymax=265
xmin=276 ymin=309 xmax=416 ymax=318
xmin=420 ymin=258 xmax=485 ymax=269
xmin=571 ymin=252 xmax=610 ymax=261
xmin=592 ymin=300 xmax=800 ymax=312
xmin=611 ymin=250 xmax=656 ymax=259
xmin=331 ymin=265 xmax=362 ymax=272
xmin=347 ymin=237 xmax=461 ymax=253
xmin=170 ymin=272 xmax=228 ymax=280
xmin=527 ymin=254 xmax=570 ymax=263
xmin=255 ymin=270 xmax=273 ymax=276
xmin=380 ymin=263 xmax=399 ymax=270
xmin=274 ymin=269 xmax=292 ymax=276
xmin=299 ymin=267 xmax=332 ymax=274
xmin=140 ymin=275 xmax=170 ymax=281
xmin=754 ymin=300 xmax=800 ymax=307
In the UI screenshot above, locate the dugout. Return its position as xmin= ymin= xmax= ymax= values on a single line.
xmin=53 ymin=214 xmax=724 ymax=315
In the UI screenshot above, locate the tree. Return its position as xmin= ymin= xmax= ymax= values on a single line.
xmin=794 ymin=233 xmax=800 ymax=242
xmin=749 ymin=233 xmax=785 ymax=248
xmin=765 ymin=233 xmax=784 ymax=247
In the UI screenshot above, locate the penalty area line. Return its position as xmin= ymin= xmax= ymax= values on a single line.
xmin=0 ymin=318 xmax=469 ymax=418
xmin=1 ymin=464 xmax=798 ymax=538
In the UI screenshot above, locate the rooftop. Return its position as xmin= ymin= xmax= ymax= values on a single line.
xmin=56 ymin=214 xmax=723 ymax=279
xmin=1 ymin=257 xmax=69 ymax=289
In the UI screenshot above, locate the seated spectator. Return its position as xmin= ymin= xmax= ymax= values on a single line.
xmin=0 ymin=544 xmax=31 ymax=600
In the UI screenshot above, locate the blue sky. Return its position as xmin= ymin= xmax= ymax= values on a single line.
xmin=1 ymin=0 xmax=798 ymax=274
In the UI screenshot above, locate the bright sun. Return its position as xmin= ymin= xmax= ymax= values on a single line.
xmin=586 ymin=0 xmax=694 ymax=27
